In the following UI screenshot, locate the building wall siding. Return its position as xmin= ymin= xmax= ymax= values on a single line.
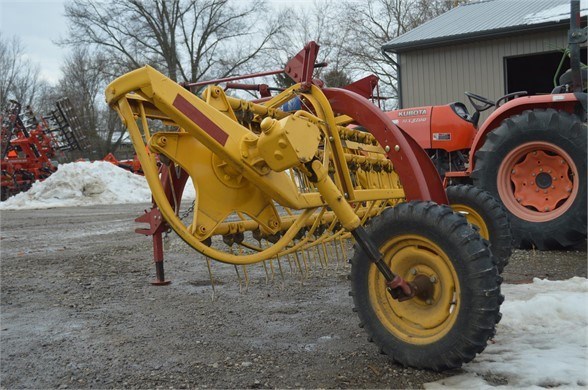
xmin=399 ymin=29 xmax=568 ymax=110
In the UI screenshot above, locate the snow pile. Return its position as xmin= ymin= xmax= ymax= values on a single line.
xmin=0 ymin=161 xmax=196 ymax=210
xmin=426 ymin=277 xmax=588 ymax=389
xmin=524 ymin=1 xmax=588 ymax=24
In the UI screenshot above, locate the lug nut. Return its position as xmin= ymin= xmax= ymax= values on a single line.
xmin=426 ymin=299 xmax=433 ymax=305
xmin=410 ymin=268 xmax=417 ymax=275
xmin=430 ymin=276 xmax=437 ymax=283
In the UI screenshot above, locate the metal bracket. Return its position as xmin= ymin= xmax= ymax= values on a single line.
xmin=568 ymin=27 xmax=587 ymax=44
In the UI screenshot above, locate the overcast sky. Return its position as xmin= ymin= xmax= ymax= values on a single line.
xmin=0 ymin=0 xmax=69 ymax=84
xmin=0 ymin=0 xmax=317 ymax=85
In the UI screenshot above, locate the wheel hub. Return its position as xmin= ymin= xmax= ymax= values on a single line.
xmin=510 ymin=149 xmax=573 ymax=212
xmin=412 ymin=274 xmax=435 ymax=301
xmin=535 ymin=171 xmax=552 ymax=189
xmin=368 ymin=235 xmax=460 ymax=345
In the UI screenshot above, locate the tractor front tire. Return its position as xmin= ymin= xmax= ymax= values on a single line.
xmin=472 ymin=109 xmax=587 ymax=249
xmin=350 ymin=202 xmax=502 ymax=371
xmin=447 ymin=184 xmax=513 ymax=273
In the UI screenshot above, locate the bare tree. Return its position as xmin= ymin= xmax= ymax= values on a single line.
xmin=0 ymin=33 xmax=41 ymax=109
xmin=339 ymin=0 xmax=467 ymax=108
xmin=63 ymin=0 xmax=287 ymax=83
xmin=270 ymin=0 xmax=353 ymax=83
xmin=57 ymin=48 xmax=125 ymax=158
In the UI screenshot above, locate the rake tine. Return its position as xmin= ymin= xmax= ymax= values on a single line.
xmin=312 ymin=246 xmax=319 ymax=270
xmin=293 ymin=249 xmax=304 ymax=283
xmin=262 ymin=261 xmax=270 ymax=284
xmin=276 ymin=254 xmax=285 ymax=287
xmin=258 ymin=240 xmax=270 ymax=284
xmin=339 ymin=236 xmax=348 ymax=267
xmin=321 ymin=242 xmax=330 ymax=269
xmin=234 ymin=265 xmax=243 ymax=293
xmin=269 ymin=257 xmax=276 ymax=282
xmin=205 ymin=257 xmax=216 ymax=301
xmin=327 ymin=238 xmax=336 ymax=264
xmin=242 ymin=265 xmax=250 ymax=292
xmin=332 ymin=239 xmax=340 ymax=270
xmin=285 ymin=252 xmax=294 ymax=274
xmin=300 ymin=245 xmax=309 ymax=278
xmin=235 ymin=246 xmax=249 ymax=292
xmin=229 ymin=246 xmax=243 ymax=293
xmin=315 ymin=244 xmax=325 ymax=270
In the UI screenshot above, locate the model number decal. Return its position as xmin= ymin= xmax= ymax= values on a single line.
xmin=433 ymin=133 xmax=451 ymax=141
xmin=401 ymin=118 xmax=427 ymax=124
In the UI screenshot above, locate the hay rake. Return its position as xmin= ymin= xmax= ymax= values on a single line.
xmin=107 ymin=42 xmax=502 ymax=371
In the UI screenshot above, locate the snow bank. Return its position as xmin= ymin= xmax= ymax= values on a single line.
xmin=426 ymin=277 xmax=588 ymax=389
xmin=0 ymin=161 xmax=195 ymax=210
xmin=0 ymin=161 xmax=151 ymax=210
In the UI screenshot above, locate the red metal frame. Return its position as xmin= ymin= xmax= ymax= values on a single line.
xmin=1 ymin=100 xmax=89 ymax=200
xmin=323 ymin=88 xmax=447 ymax=204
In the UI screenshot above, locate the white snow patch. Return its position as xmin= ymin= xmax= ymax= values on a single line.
xmin=524 ymin=1 xmax=588 ymax=24
xmin=0 ymin=161 xmax=195 ymax=210
xmin=425 ymin=277 xmax=588 ymax=389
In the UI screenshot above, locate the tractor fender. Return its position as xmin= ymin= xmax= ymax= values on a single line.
xmin=468 ymin=92 xmax=583 ymax=171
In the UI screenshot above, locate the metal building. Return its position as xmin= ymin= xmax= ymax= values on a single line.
xmin=382 ymin=0 xmax=587 ymax=109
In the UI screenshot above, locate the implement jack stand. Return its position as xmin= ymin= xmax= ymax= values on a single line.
xmin=136 ymin=207 xmax=171 ymax=286
xmin=151 ymin=232 xmax=171 ymax=286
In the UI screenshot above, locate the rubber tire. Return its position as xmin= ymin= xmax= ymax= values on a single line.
xmin=472 ymin=109 xmax=587 ymax=249
xmin=350 ymin=202 xmax=502 ymax=371
xmin=447 ymin=184 xmax=513 ymax=273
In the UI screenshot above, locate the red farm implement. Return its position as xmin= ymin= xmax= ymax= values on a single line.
xmin=1 ymin=98 xmax=89 ymax=200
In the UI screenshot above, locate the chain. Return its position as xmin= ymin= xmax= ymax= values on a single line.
xmin=162 ymin=200 xmax=194 ymax=250
xmin=180 ymin=200 xmax=195 ymax=221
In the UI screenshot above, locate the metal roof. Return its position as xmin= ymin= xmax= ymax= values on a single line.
xmin=382 ymin=0 xmax=587 ymax=53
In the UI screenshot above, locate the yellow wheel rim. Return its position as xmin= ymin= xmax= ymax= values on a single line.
xmin=451 ymin=204 xmax=490 ymax=240
xmin=368 ymin=234 xmax=460 ymax=345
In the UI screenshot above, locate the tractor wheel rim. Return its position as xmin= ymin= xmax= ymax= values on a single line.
xmin=497 ymin=141 xmax=578 ymax=222
xmin=368 ymin=235 xmax=460 ymax=345
xmin=451 ymin=204 xmax=490 ymax=240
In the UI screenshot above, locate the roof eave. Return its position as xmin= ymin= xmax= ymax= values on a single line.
xmin=382 ymin=21 xmax=569 ymax=53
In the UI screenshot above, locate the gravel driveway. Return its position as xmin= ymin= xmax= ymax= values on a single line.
xmin=1 ymin=204 xmax=586 ymax=389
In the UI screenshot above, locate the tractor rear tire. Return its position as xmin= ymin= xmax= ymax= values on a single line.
xmin=472 ymin=109 xmax=587 ymax=249
xmin=350 ymin=201 xmax=502 ymax=371
xmin=447 ymin=184 xmax=512 ymax=273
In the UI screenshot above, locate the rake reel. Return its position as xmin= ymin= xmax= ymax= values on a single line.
xmin=107 ymin=42 xmax=502 ymax=371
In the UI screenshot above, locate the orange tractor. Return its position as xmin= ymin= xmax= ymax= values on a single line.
xmin=386 ymin=1 xmax=587 ymax=250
